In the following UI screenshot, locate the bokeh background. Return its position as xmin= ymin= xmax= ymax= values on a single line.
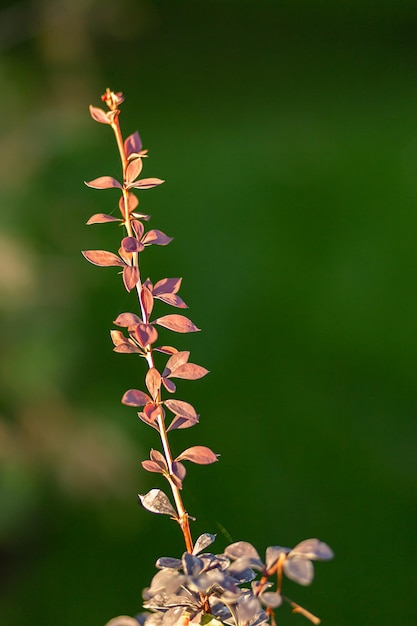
xmin=1 ymin=0 xmax=417 ymax=624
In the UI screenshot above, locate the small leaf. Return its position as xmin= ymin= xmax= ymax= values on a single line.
xmin=153 ymin=277 xmax=182 ymax=296
xmin=142 ymin=229 xmax=173 ymax=246
xmin=135 ymin=323 xmax=158 ymax=348
xmin=122 ymin=389 xmax=152 ymax=407
xmin=155 ymin=315 xmax=200 ymax=333
xmin=113 ymin=343 xmax=142 ymax=354
xmin=85 ymin=176 xmax=122 ymax=189
xmin=265 ymin=546 xmax=290 ymax=571
xmin=162 ymin=378 xmax=177 ymax=394
xmin=290 ymin=539 xmax=334 ymax=561
xmin=125 ymin=157 xmax=143 ymax=183
xmin=283 ymin=558 xmax=314 ymax=586
xmin=114 ymin=312 xmax=141 ymax=327
xmin=155 ymin=557 xmax=182 ymax=570
xmin=168 ymin=363 xmax=209 ymax=380
xmin=193 ymin=533 xmax=216 ymax=555
xmin=144 ymin=403 xmax=164 ymax=422
xmin=146 ymin=368 xmax=162 ymax=400
xmin=138 ymin=489 xmax=177 ymax=517
xmin=225 ymin=542 xmax=262 ymax=562
xmin=172 ymin=461 xmax=186 ymax=481
xmin=167 ymin=415 xmax=199 ymax=431
xmin=110 ymin=330 xmax=127 ymax=346
xmin=124 ymin=131 xmax=143 ymax=157
xmin=123 ymin=265 xmax=140 ymax=291
xmin=82 ymin=250 xmax=125 ymax=267
xmin=164 ymin=351 xmax=190 ymax=375
xmin=89 ymin=105 xmax=110 ymax=124
xmin=176 ymin=446 xmax=219 ymax=465
xmin=86 ymin=213 xmax=121 ymax=225
xmin=164 ymin=399 xmax=198 ymax=420
xmin=155 ymin=346 xmax=178 ymax=355
xmin=150 ymin=449 xmax=167 ymax=466
xmin=119 ymin=193 xmax=139 ymax=217
xmin=140 ymin=286 xmax=154 ymax=319
xmin=155 ymin=293 xmax=187 ymax=309
xmin=138 ymin=411 xmax=159 ymax=430
xmin=127 ymin=177 xmax=165 ymax=190
xmin=141 ymin=460 xmax=164 ymax=473
xmin=260 ymin=592 xmax=282 ymax=609
xmin=121 ymin=236 xmax=144 ymax=253
xmin=131 ymin=219 xmax=145 ymax=239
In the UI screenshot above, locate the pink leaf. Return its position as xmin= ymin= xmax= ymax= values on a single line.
xmin=176 ymin=446 xmax=219 ymax=465
xmin=89 ymin=105 xmax=110 ymax=124
xmin=113 ymin=312 xmax=141 ymax=327
xmin=144 ymin=402 xmax=164 ymax=422
xmin=82 ymin=250 xmax=125 ymax=267
xmin=127 ymin=177 xmax=165 ymax=190
xmin=121 ymin=236 xmax=144 ymax=253
xmin=164 ymin=399 xmax=198 ymax=420
xmin=142 ymin=230 xmax=173 ymax=246
xmin=126 ymin=157 xmax=143 ymax=183
xmin=155 ymin=346 xmax=178 ymax=355
xmin=124 ymin=131 xmax=143 ymax=157
xmin=122 ymin=389 xmax=151 ymax=407
xmin=172 ymin=461 xmax=186 ymax=481
xmin=113 ymin=343 xmax=142 ymax=354
xmin=145 ymin=368 xmax=162 ymax=400
xmin=150 ymin=449 xmax=167 ymax=466
xmin=167 ymin=415 xmax=199 ymax=431
xmin=155 ymin=315 xmax=200 ymax=333
xmin=85 ymin=176 xmax=122 ymax=189
xmin=131 ymin=219 xmax=145 ymax=239
xmin=164 ymin=351 xmax=190 ymax=375
xmin=138 ymin=411 xmax=159 ymax=430
xmin=86 ymin=213 xmax=121 ymax=225
xmin=141 ymin=460 xmax=164 ymax=473
xmin=140 ymin=286 xmax=154 ymax=319
xmin=119 ymin=193 xmax=139 ymax=217
xmin=135 ymin=323 xmax=158 ymax=348
xmin=155 ymin=293 xmax=187 ymax=309
xmin=162 ymin=378 xmax=176 ymax=393
xmin=123 ymin=265 xmax=139 ymax=292
xmin=169 ymin=363 xmax=209 ymax=380
xmin=110 ymin=330 xmax=127 ymax=346
xmin=153 ymin=277 xmax=182 ymax=296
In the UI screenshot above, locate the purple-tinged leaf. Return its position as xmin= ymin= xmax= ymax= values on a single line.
xmin=124 ymin=131 xmax=143 ymax=157
xmin=125 ymin=157 xmax=143 ymax=183
xmin=121 ymin=236 xmax=144 ymax=253
xmin=172 ymin=461 xmax=186 ymax=481
xmin=162 ymin=378 xmax=176 ymax=394
xmin=114 ymin=312 xmax=142 ymax=327
xmin=138 ymin=489 xmax=177 ymax=517
xmin=140 ymin=286 xmax=154 ymax=319
xmin=135 ymin=323 xmax=158 ymax=348
xmin=131 ymin=219 xmax=145 ymax=240
xmin=113 ymin=343 xmax=142 ymax=354
xmin=164 ymin=351 xmax=190 ymax=375
xmin=283 ymin=558 xmax=314 ymax=586
xmin=169 ymin=363 xmax=209 ymax=380
xmin=265 ymin=546 xmax=290 ymax=571
xmin=150 ymin=449 xmax=167 ymax=466
xmin=193 ymin=533 xmax=216 ymax=556
xmin=167 ymin=415 xmax=199 ymax=431
xmin=155 ymin=557 xmax=182 ymax=570
xmin=146 ymin=368 xmax=162 ymax=400
xmin=153 ymin=277 xmax=182 ymax=296
xmin=82 ymin=250 xmax=125 ymax=267
xmin=122 ymin=389 xmax=151 ymax=407
xmin=86 ymin=213 xmax=121 ymax=225
xmin=155 ymin=346 xmax=178 ymax=355
xmin=259 ymin=592 xmax=282 ymax=609
xmin=85 ymin=176 xmax=122 ymax=189
xmin=119 ymin=193 xmax=139 ymax=217
xmin=123 ymin=265 xmax=139 ymax=292
xmin=89 ymin=105 xmax=110 ymax=124
xmin=155 ymin=315 xmax=200 ymax=334
xmin=142 ymin=460 xmax=164 ymax=474
xmin=142 ymin=230 xmax=173 ymax=246
xmin=127 ymin=177 xmax=165 ymax=190
xmin=155 ymin=293 xmax=187 ymax=309
xmin=164 ymin=399 xmax=198 ymax=420
xmin=290 ymin=539 xmax=334 ymax=561
xmin=176 ymin=446 xmax=219 ymax=465
xmin=225 ymin=542 xmax=262 ymax=562
xmin=138 ymin=411 xmax=159 ymax=430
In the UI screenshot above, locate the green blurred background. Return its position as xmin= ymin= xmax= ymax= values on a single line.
xmin=1 ymin=0 xmax=417 ymax=624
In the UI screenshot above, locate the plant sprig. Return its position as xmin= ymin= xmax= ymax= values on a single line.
xmin=83 ymin=89 xmax=333 ymax=626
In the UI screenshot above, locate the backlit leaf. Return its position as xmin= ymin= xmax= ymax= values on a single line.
xmin=155 ymin=293 xmax=187 ymax=309
xmin=142 ymin=229 xmax=173 ymax=246
xmin=131 ymin=219 xmax=145 ymax=239
xmin=167 ymin=415 xmax=199 ymax=431
xmin=260 ymin=592 xmax=282 ymax=608
xmin=164 ymin=351 xmax=190 ymax=374
xmin=225 ymin=542 xmax=261 ymax=562
xmin=176 ymin=446 xmax=219 ymax=465
xmin=138 ymin=411 xmax=159 ymax=430
xmin=127 ymin=177 xmax=165 ymax=190
xmin=193 ymin=533 xmax=216 ymax=555
xmin=164 ymin=399 xmax=198 ymax=420
xmin=124 ymin=131 xmax=143 ymax=157
xmin=119 ymin=193 xmax=139 ymax=217
xmin=85 ymin=176 xmax=122 ymax=189
xmin=172 ymin=461 xmax=186 ymax=481
xmin=125 ymin=157 xmax=143 ymax=183
xmin=110 ymin=330 xmax=127 ymax=346
xmin=153 ymin=277 xmax=182 ymax=296
xmin=155 ymin=346 xmax=178 ymax=355
xmin=162 ymin=378 xmax=176 ymax=394
xmin=141 ymin=460 xmax=164 ymax=473
xmin=283 ymin=558 xmax=314 ymax=586
xmin=290 ymin=538 xmax=334 ymax=561
xmin=121 ymin=236 xmax=144 ymax=253
xmin=114 ymin=312 xmax=141 ymax=327
xmin=86 ymin=213 xmax=121 ymax=225
xmin=82 ymin=250 xmax=124 ymax=267
xmin=135 ymin=323 xmax=158 ymax=347
xmin=155 ymin=315 xmax=200 ymax=333
xmin=138 ymin=489 xmax=177 ymax=517
xmin=169 ymin=363 xmax=209 ymax=380
xmin=144 ymin=403 xmax=164 ymax=422
xmin=140 ymin=286 xmax=154 ymax=319
xmin=123 ymin=265 xmax=139 ymax=291
xmin=113 ymin=343 xmax=142 ymax=354
xmin=146 ymin=368 xmax=162 ymax=400
xmin=122 ymin=389 xmax=151 ymax=407
xmin=89 ymin=105 xmax=110 ymax=124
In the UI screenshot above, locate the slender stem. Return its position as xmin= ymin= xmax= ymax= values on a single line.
xmin=110 ymin=106 xmax=194 ymax=554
